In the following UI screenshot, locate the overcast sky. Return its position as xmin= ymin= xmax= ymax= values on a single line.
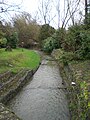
xmin=7 ymin=0 xmax=39 ymax=13
xmin=1 ymin=0 xmax=85 ymax=28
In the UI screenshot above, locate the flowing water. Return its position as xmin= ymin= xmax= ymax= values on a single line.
xmin=7 ymin=54 xmax=70 ymax=120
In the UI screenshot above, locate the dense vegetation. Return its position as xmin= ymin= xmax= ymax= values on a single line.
xmin=0 ymin=13 xmax=41 ymax=49
xmin=38 ymin=24 xmax=55 ymax=47
xmin=43 ymin=24 xmax=90 ymax=60
xmin=52 ymin=49 xmax=90 ymax=119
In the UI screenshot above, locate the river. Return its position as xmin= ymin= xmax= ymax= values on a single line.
xmin=7 ymin=54 xmax=70 ymax=120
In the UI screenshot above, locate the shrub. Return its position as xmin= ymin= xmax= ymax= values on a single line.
xmin=65 ymin=24 xmax=90 ymax=60
xmin=59 ymin=50 xmax=75 ymax=65
xmin=7 ymin=32 xmax=19 ymax=49
xmin=43 ymin=36 xmax=59 ymax=53
xmin=0 ymin=38 xmax=7 ymax=48
xmin=76 ymin=31 xmax=90 ymax=59
xmin=65 ymin=24 xmax=84 ymax=52
xmin=38 ymin=24 xmax=55 ymax=47
xmin=56 ymin=28 xmax=66 ymax=48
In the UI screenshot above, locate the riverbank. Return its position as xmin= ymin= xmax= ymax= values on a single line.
xmin=0 ymin=103 xmax=21 ymax=120
xmin=0 ymin=68 xmax=39 ymax=104
xmin=52 ymin=49 xmax=90 ymax=120
xmin=0 ymin=67 xmax=40 ymax=120
xmin=0 ymin=49 xmax=41 ymax=120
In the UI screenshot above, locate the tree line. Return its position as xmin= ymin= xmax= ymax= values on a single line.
xmin=0 ymin=0 xmax=90 ymax=55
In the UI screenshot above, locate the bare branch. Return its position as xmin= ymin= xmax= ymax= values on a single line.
xmin=0 ymin=0 xmax=23 ymax=21
xmin=62 ymin=0 xmax=81 ymax=28
xmin=38 ymin=0 xmax=55 ymax=24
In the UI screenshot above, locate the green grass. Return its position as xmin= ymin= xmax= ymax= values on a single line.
xmin=0 ymin=48 xmax=40 ymax=73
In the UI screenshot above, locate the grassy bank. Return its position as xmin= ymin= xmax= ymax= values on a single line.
xmin=52 ymin=49 xmax=90 ymax=120
xmin=0 ymin=48 xmax=40 ymax=73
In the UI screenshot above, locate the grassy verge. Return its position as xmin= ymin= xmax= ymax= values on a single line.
xmin=0 ymin=48 xmax=40 ymax=73
xmin=68 ymin=60 xmax=90 ymax=120
xmin=52 ymin=49 xmax=90 ymax=120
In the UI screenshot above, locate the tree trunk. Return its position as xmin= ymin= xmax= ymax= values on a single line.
xmin=85 ymin=0 xmax=88 ymax=24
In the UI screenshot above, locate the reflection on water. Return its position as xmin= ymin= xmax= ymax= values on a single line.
xmin=7 ymin=56 xmax=70 ymax=120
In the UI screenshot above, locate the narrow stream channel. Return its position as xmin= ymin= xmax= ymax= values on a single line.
xmin=7 ymin=55 xmax=70 ymax=120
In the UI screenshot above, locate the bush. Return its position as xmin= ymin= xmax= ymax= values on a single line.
xmin=7 ymin=32 xmax=19 ymax=49
xmin=38 ymin=24 xmax=55 ymax=47
xmin=43 ymin=36 xmax=59 ymax=53
xmin=65 ymin=24 xmax=84 ymax=52
xmin=0 ymin=38 xmax=7 ymax=48
xmin=59 ymin=50 xmax=75 ymax=65
xmin=64 ymin=24 xmax=90 ymax=60
xmin=76 ymin=31 xmax=90 ymax=59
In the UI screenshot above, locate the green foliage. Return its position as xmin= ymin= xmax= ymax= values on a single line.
xmin=69 ymin=81 xmax=89 ymax=120
xmin=0 ymin=30 xmax=5 ymax=38
xmin=55 ymin=28 xmax=66 ymax=48
xmin=43 ymin=36 xmax=59 ymax=53
xmin=0 ymin=38 xmax=7 ymax=48
xmin=52 ymin=48 xmax=90 ymax=119
xmin=47 ymin=23 xmax=90 ymax=60
xmin=0 ymin=30 xmax=6 ymax=48
xmin=76 ymin=30 xmax=90 ymax=59
xmin=65 ymin=24 xmax=84 ymax=51
xmin=13 ymin=13 xmax=40 ymax=47
xmin=64 ymin=24 xmax=90 ymax=60
xmin=59 ymin=51 xmax=75 ymax=65
xmin=11 ymin=32 xmax=19 ymax=48
xmin=42 ymin=28 xmax=66 ymax=53
xmin=38 ymin=24 xmax=55 ymax=46
xmin=55 ymin=49 xmax=77 ymax=65
xmin=7 ymin=32 xmax=19 ymax=49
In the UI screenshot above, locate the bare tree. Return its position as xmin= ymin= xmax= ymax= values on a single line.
xmin=85 ymin=0 xmax=90 ymax=24
xmin=38 ymin=0 xmax=84 ymax=28
xmin=38 ymin=0 xmax=56 ymax=25
xmin=54 ymin=0 xmax=81 ymax=28
xmin=85 ymin=0 xmax=88 ymax=23
xmin=0 ymin=0 xmax=23 ymax=21
xmin=63 ymin=0 xmax=81 ymax=28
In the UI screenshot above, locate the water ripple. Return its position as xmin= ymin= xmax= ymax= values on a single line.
xmin=7 ymin=58 xmax=70 ymax=120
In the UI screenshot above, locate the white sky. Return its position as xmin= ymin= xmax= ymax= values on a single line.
xmin=22 ymin=0 xmax=39 ymax=13
xmin=8 ymin=0 xmax=39 ymax=13
xmin=1 ymin=0 xmax=85 ymax=28
xmin=0 ymin=0 xmax=39 ymax=24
